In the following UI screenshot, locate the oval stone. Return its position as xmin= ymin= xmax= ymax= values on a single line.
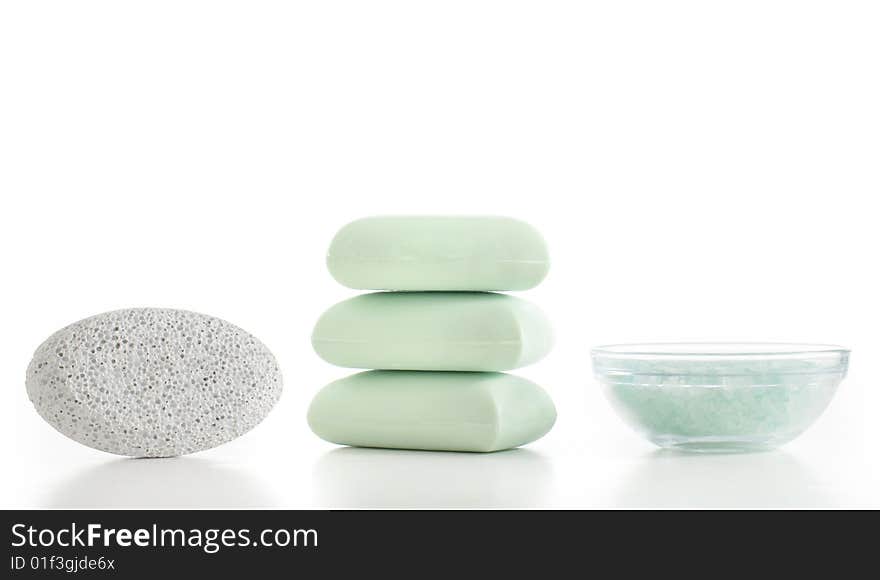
xmin=26 ymin=308 xmax=283 ymax=457
xmin=308 ymin=370 xmax=556 ymax=452
xmin=327 ymin=216 xmax=550 ymax=291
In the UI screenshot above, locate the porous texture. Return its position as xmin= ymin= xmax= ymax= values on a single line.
xmin=26 ymin=308 xmax=282 ymax=457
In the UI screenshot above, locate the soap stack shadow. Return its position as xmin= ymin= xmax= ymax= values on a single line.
xmin=309 ymin=216 xmax=557 ymax=452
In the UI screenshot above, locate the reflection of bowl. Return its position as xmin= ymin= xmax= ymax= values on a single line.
xmin=592 ymin=343 xmax=850 ymax=453
xmin=612 ymin=450 xmax=834 ymax=508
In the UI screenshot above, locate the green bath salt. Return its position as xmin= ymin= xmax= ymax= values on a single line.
xmin=592 ymin=344 xmax=849 ymax=453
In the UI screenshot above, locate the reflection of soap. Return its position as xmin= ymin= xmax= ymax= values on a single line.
xmin=312 ymin=292 xmax=553 ymax=371
xmin=314 ymin=448 xmax=553 ymax=508
xmin=327 ymin=216 xmax=550 ymax=291
xmin=307 ymin=370 xmax=556 ymax=452
xmin=26 ymin=308 xmax=282 ymax=457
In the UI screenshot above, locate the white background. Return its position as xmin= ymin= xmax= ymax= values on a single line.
xmin=1 ymin=1 xmax=878 ymax=508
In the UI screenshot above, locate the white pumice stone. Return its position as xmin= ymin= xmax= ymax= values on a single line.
xmin=26 ymin=308 xmax=282 ymax=457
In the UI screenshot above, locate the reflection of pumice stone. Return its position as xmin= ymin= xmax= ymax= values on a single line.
xmin=308 ymin=370 xmax=556 ymax=452
xmin=26 ymin=308 xmax=282 ymax=457
xmin=327 ymin=216 xmax=550 ymax=291
xmin=312 ymin=292 xmax=553 ymax=371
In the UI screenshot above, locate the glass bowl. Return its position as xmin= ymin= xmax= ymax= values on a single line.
xmin=591 ymin=343 xmax=850 ymax=453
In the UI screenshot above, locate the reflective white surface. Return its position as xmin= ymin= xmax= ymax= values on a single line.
xmin=45 ymin=458 xmax=279 ymax=509
xmin=7 ymin=369 xmax=877 ymax=509
xmin=12 ymin=444 xmax=877 ymax=509
xmin=609 ymin=450 xmax=835 ymax=509
xmin=313 ymin=448 xmax=554 ymax=508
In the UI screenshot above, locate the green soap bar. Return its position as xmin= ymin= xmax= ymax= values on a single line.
xmin=327 ymin=216 xmax=550 ymax=291
xmin=308 ymin=370 xmax=556 ymax=452
xmin=312 ymin=292 xmax=553 ymax=371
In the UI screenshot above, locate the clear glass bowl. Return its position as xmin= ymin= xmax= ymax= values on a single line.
xmin=591 ymin=343 xmax=850 ymax=453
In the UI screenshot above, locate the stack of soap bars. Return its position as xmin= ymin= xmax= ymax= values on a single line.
xmin=309 ymin=216 xmax=556 ymax=452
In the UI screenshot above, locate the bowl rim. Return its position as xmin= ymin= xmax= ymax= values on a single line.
xmin=592 ymin=342 xmax=850 ymax=359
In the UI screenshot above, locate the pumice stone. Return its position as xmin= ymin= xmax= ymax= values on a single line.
xmin=312 ymin=292 xmax=553 ymax=371
xmin=26 ymin=308 xmax=283 ymax=457
xmin=308 ymin=371 xmax=556 ymax=452
xmin=326 ymin=215 xmax=550 ymax=291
